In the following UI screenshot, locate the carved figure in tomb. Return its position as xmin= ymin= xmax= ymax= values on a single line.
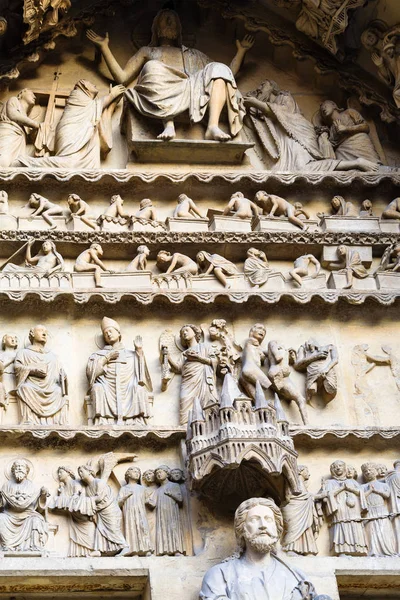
xmin=74 ymin=243 xmax=110 ymax=288
xmin=244 ymin=80 xmax=378 ymax=172
xmin=2 ymin=239 xmax=64 ymax=276
xmin=387 ymin=460 xmax=400 ymax=553
xmin=0 ymin=333 xmax=18 ymax=409
xmin=267 ymin=340 xmax=308 ymax=425
xmin=0 ymin=459 xmax=49 ymax=552
xmin=293 ymin=339 xmax=338 ymax=403
xmin=316 ymin=460 xmax=368 ymax=556
xmin=87 ymin=10 xmax=253 ymax=142
xmin=14 ymin=324 xmax=68 ymax=425
xmin=160 ymin=323 xmax=218 ymax=424
xmin=117 ymin=467 xmax=153 ymax=556
xmin=254 ymin=190 xmax=308 ymax=230
xmin=0 ymin=191 xmax=9 ymax=214
xmin=86 ymin=317 xmax=153 ymax=426
xmin=200 ymin=497 xmax=331 ymax=600
xmin=173 ymin=194 xmax=203 ymax=219
xmin=100 ymin=194 xmax=130 ymax=225
xmin=134 ymin=199 xmax=158 ymax=222
xmin=0 ymin=89 xmax=39 ymax=167
xmin=382 ymin=197 xmax=400 ymax=220
xmin=361 ymin=462 xmax=397 ymax=557
xmin=156 ymin=250 xmax=198 ymax=276
xmin=19 ymin=80 xmax=125 ymax=170
xmin=289 ymin=254 xmax=321 ymax=287
xmin=244 ymin=247 xmax=274 ymax=288
xmin=326 ymin=245 xmax=369 ymax=289
xmin=223 ymin=192 xmax=259 ymax=220
xmin=362 ymin=23 xmax=400 ymax=109
xmin=282 ymin=465 xmax=319 ymax=556
xmin=196 ymin=251 xmax=238 ymax=289
xmin=329 ymin=195 xmax=358 ymax=217
xmin=360 ymin=199 xmax=373 ymax=217
xmin=76 ymin=456 xmax=129 ymax=556
xmin=25 ymin=193 xmax=64 ymax=230
xmin=351 ymin=344 xmax=392 ymax=424
xmin=294 ymin=202 xmax=310 ymax=221
xmin=146 ymin=465 xmax=185 ymax=556
xmin=67 ymin=193 xmax=98 ymax=230
xmin=50 ymin=466 xmax=98 ymax=557
xmin=125 ymin=245 xmax=150 ymax=272
xmin=318 ymin=100 xmax=381 ymax=166
xmin=239 ymin=323 xmax=271 ymax=400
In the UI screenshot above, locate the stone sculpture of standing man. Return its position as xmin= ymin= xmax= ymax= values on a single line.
xmin=200 ymin=497 xmax=331 ymax=600
xmin=86 ymin=317 xmax=153 ymax=425
xmin=87 ymin=9 xmax=253 ymax=141
xmin=14 ymin=324 xmax=68 ymax=425
xmin=0 ymin=459 xmax=49 ymax=553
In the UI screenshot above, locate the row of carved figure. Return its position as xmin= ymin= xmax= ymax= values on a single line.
xmin=0 ymin=11 xmax=392 ymax=172
xmin=2 ymin=191 xmax=400 ymax=233
xmin=284 ymin=460 xmax=400 ymax=558
xmin=0 ymin=455 xmax=333 ymax=598
xmin=2 ymin=239 xmax=400 ymax=292
xmin=0 ymin=319 xmax=340 ymax=427
xmin=0 ymin=456 xmax=188 ymax=557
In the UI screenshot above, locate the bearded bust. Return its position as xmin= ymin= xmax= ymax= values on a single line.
xmin=199 ymin=497 xmax=331 ymax=600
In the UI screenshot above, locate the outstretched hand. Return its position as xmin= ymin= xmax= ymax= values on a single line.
xmin=236 ymin=34 xmax=255 ymax=52
xmin=371 ymin=51 xmax=384 ymax=67
xmin=86 ymin=29 xmax=109 ymax=49
xmin=134 ymin=335 xmax=143 ymax=352
xmin=110 ymin=84 xmax=126 ymax=99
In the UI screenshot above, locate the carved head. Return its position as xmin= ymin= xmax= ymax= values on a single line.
xmin=29 ymin=193 xmax=41 ymax=207
xmin=180 ymin=324 xmax=202 ymax=346
xmin=320 ymin=100 xmax=338 ymax=122
xmin=90 ymin=242 xmax=103 ymax=256
xmin=330 ymin=460 xmax=346 ymax=478
xmin=361 ymin=462 xmax=377 ymax=483
xmin=78 ymin=465 xmax=96 ymax=483
xmin=2 ymin=333 xmax=18 ymax=351
xmin=298 ymin=465 xmax=310 ymax=481
xmin=154 ymin=465 xmax=170 ymax=483
xmin=11 ymin=459 xmax=30 ymax=482
xmin=42 ymin=241 xmax=55 ymax=255
xmin=150 ymin=9 xmax=182 ymax=47
xmin=142 ymin=469 xmax=155 ymax=485
xmin=137 ymin=245 xmax=150 ymax=257
xmin=139 ymin=198 xmax=153 ymax=209
xmin=67 ymin=194 xmax=80 ymax=205
xmin=362 ymin=199 xmax=372 ymax=211
xmin=101 ymin=317 xmax=121 ymax=345
xmin=375 ymin=464 xmax=388 ymax=479
xmin=28 ymin=324 xmax=48 ymax=346
xmin=252 ymin=79 xmax=279 ymax=102
xmin=268 ymin=340 xmax=285 ymax=364
xmin=18 ymin=88 xmax=36 ymax=106
xmin=231 ymin=192 xmax=244 ymax=200
xmin=58 ymin=466 xmax=75 ymax=482
xmin=110 ymin=194 xmax=122 ymax=204
xmin=294 ymin=202 xmax=303 ymax=210
xmin=234 ymin=497 xmax=283 ymax=555
xmin=125 ymin=466 xmax=141 ymax=483
xmin=254 ymin=190 xmax=269 ymax=205
xmin=156 ymin=250 xmax=171 ymax=267
xmin=178 ymin=194 xmax=189 ymax=203
xmin=75 ymin=79 xmax=98 ymax=98
xmin=249 ymin=323 xmax=266 ymax=343
xmin=361 ymin=27 xmax=381 ymax=50
xmin=0 ymin=191 xmax=8 ymax=202
xmin=196 ymin=251 xmax=206 ymax=264
xmin=346 ymin=465 xmax=357 ymax=480
xmin=331 ymin=196 xmax=345 ymax=211
xmin=169 ymin=468 xmax=185 ymax=483
xmin=337 ymin=245 xmax=347 ymax=258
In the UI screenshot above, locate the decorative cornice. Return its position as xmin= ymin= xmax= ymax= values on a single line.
xmin=0 ymin=425 xmax=186 ymax=441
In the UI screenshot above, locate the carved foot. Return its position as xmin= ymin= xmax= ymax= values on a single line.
xmin=157 ymin=123 xmax=176 ymax=141
xmin=205 ymin=126 xmax=231 ymax=142
xmin=116 ymin=546 xmax=131 ymax=557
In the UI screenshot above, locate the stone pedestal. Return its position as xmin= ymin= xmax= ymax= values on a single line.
xmin=322 ymin=245 xmax=372 ymax=267
xmin=328 ymin=273 xmax=376 ymax=290
xmin=375 ymin=272 xmax=400 ymax=290
xmin=0 ymin=214 xmax=18 ymax=230
xmin=0 ymin=272 xmax=71 ymax=290
xmin=380 ymin=219 xmax=400 ymax=233
xmin=99 ymin=218 xmax=130 ymax=232
xmin=131 ymin=219 xmax=165 ymax=232
xmin=166 ymin=217 xmax=209 ymax=232
xmin=67 ymin=214 xmax=99 ymax=232
xmin=18 ymin=216 xmax=67 ymax=231
xmin=253 ymin=216 xmax=319 ymax=232
xmin=72 ymin=271 xmax=153 ymax=290
xmin=286 ymin=273 xmax=327 ymax=290
xmin=320 ymin=216 xmax=380 ymax=232
xmin=209 ymin=215 xmax=252 ymax=232
xmin=252 ymin=272 xmax=287 ymax=290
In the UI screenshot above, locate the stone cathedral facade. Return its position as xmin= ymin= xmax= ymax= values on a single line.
xmin=0 ymin=0 xmax=399 ymax=598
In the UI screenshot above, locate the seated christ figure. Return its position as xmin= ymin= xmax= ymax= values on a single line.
xmin=87 ymin=9 xmax=253 ymax=141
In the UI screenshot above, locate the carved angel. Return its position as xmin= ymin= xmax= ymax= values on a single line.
xmin=23 ymin=0 xmax=72 ymax=44
xmin=159 ymin=324 xmax=219 ymax=424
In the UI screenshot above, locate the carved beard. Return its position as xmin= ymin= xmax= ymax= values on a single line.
xmin=14 ymin=471 xmax=26 ymax=482
xmin=245 ymin=532 xmax=278 ymax=554
xmin=158 ymin=25 xmax=179 ymax=41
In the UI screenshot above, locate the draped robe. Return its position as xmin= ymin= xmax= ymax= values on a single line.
xmin=118 ymin=483 xmax=152 ymax=555
xmin=0 ymin=478 xmax=48 ymax=551
xmin=178 ymin=342 xmax=218 ymax=424
xmin=147 ymin=481 xmax=184 ymax=555
xmin=282 ymin=486 xmax=319 ymax=555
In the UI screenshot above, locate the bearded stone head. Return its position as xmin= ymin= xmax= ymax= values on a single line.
xmin=234 ymin=497 xmax=283 ymax=556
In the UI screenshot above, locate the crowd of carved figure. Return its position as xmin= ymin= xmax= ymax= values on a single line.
xmin=0 ymin=8 xmax=397 ymax=172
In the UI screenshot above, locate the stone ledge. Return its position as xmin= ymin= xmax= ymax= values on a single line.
xmin=0 ymin=425 xmax=186 ymax=440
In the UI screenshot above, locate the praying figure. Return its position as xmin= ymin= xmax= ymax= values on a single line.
xmin=0 ymin=459 xmax=49 ymax=552
xmin=86 ymin=317 xmax=153 ymax=425
xmin=117 ymin=466 xmax=153 ymax=556
xmin=14 ymin=324 xmax=68 ymax=425
xmin=0 ymin=89 xmax=39 ymax=167
xmin=87 ymin=9 xmax=253 ymax=141
xmin=326 ymin=245 xmax=369 ymax=289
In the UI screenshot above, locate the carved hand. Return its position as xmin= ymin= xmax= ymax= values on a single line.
xmin=40 ymin=486 xmax=49 ymax=497
xmin=31 ymin=367 xmax=47 ymax=378
xmin=86 ymin=29 xmax=109 ymax=49
xmin=106 ymin=350 xmax=119 ymax=363
xmin=134 ymin=335 xmax=143 ymax=353
xmin=110 ymin=84 xmax=126 ymax=99
xmin=236 ymin=34 xmax=255 ymax=52
xmin=371 ymin=51 xmax=384 ymax=67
